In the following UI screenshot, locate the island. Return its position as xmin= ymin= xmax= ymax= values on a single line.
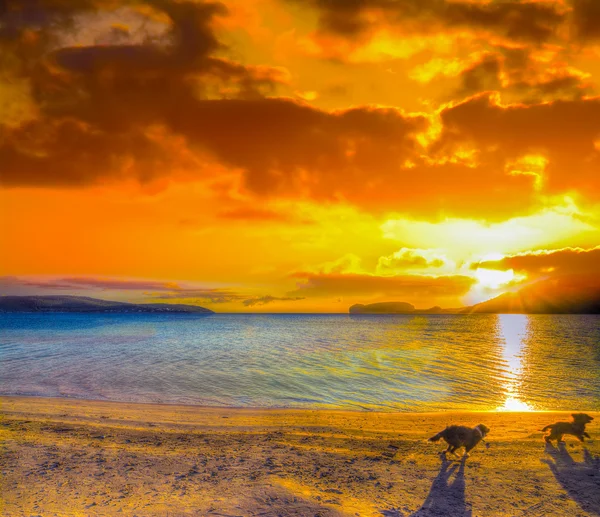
xmin=350 ymin=275 xmax=600 ymax=314
xmin=349 ymin=302 xmax=458 ymax=314
xmin=0 ymin=295 xmax=214 ymax=314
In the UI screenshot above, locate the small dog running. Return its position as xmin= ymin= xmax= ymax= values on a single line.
xmin=542 ymin=413 xmax=594 ymax=444
xmin=429 ymin=424 xmax=490 ymax=457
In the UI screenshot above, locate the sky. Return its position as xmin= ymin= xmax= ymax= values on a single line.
xmin=1 ymin=0 xmax=600 ymax=312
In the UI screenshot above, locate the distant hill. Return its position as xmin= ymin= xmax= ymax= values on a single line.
xmin=349 ymin=275 xmax=600 ymax=315
xmin=0 ymin=296 xmax=214 ymax=314
xmin=350 ymin=302 xmax=459 ymax=315
xmin=350 ymin=302 xmax=415 ymax=314
xmin=465 ymin=275 xmax=600 ymax=314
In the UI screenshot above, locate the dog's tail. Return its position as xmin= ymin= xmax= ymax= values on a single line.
xmin=428 ymin=429 xmax=446 ymax=442
xmin=541 ymin=424 xmax=553 ymax=432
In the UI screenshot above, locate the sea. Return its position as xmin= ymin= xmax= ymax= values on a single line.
xmin=1 ymin=313 xmax=599 ymax=412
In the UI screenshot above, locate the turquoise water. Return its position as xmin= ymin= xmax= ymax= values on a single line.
xmin=0 ymin=313 xmax=599 ymax=411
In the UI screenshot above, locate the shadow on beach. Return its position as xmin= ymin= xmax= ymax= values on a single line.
xmin=381 ymin=456 xmax=472 ymax=517
xmin=543 ymin=442 xmax=600 ymax=516
xmin=213 ymin=487 xmax=346 ymax=517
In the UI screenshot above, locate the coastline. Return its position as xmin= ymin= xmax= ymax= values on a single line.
xmin=2 ymin=396 xmax=599 ymax=516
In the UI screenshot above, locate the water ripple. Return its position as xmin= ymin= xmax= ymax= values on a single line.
xmin=0 ymin=313 xmax=599 ymax=411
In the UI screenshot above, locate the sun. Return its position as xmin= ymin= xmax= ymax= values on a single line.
xmin=497 ymin=396 xmax=534 ymax=412
xmin=474 ymin=268 xmax=515 ymax=289
xmin=498 ymin=397 xmax=534 ymax=412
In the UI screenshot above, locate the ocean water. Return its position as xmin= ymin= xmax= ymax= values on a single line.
xmin=1 ymin=313 xmax=599 ymax=411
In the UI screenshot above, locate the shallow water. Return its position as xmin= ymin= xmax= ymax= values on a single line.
xmin=0 ymin=313 xmax=598 ymax=411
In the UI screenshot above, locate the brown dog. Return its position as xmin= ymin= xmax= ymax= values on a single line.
xmin=429 ymin=424 xmax=490 ymax=457
xmin=542 ymin=413 xmax=593 ymax=443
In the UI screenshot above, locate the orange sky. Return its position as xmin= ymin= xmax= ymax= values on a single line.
xmin=1 ymin=0 xmax=600 ymax=312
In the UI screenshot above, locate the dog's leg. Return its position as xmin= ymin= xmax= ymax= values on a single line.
xmin=464 ymin=443 xmax=477 ymax=458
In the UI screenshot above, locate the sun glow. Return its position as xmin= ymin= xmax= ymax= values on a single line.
xmin=474 ymin=268 xmax=515 ymax=289
xmin=498 ymin=396 xmax=533 ymax=412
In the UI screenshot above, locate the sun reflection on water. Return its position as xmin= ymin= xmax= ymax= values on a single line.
xmin=497 ymin=314 xmax=534 ymax=412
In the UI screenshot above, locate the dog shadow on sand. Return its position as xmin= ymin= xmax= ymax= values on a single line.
xmin=381 ymin=455 xmax=472 ymax=517
xmin=543 ymin=442 xmax=600 ymax=516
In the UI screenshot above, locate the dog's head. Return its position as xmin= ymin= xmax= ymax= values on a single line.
xmin=572 ymin=413 xmax=594 ymax=424
xmin=477 ymin=424 xmax=490 ymax=437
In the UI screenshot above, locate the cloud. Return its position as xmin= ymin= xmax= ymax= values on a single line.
xmin=150 ymin=290 xmax=246 ymax=303
xmin=571 ymin=0 xmax=600 ymax=42
xmin=376 ymin=248 xmax=447 ymax=273
xmin=217 ymin=206 xmax=313 ymax=224
xmin=453 ymin=49 xmax=592 ymax=102
xmin=408 ymin=46 xmax=592 ymax=104
xmin=381 ymin=204 xmax=596 ymax=258
xmin=1 ymin=88 xmax=438 ymax=210
xmin=242 ymin=295 xmax=305 ymax=307
xmin=1 ymin=0 xmax=434 ymax=209
xmin=435 ymin=93 xmax=600 ymax=200
xmin=287 ymin=1 xmax=594 ymax=107
xmin=0 ymin=276 xmax=179 ymax=292
xmin=0 ymin=276 xmax=247 ymax=303
xmin=289 ymin=272 xmax=475 ymax=298
xmin=51 ymin=277 xmax=182 ymax=291
xmin=457 ymin=54 xmax=503 ymax=95
xmin=1 ymin=0 xmax=599 ymax=222
xmin=297 ymin=0 xmax=566 ymax=43
xmin=0 ymin=0 xmax=287 ymax=186
xmin=308 ymin=254 xmax=364 ymax=275
xmin=172 ymin=101 xmax=427 ymax=203
xmin=0 ymin=276 xmax=76 ymax=291
xmin=472 ymin=246 xmax=600 ymax=278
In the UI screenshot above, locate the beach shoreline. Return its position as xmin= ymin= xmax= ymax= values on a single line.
xmin=1 ymin=395 xmax=599 ymax=516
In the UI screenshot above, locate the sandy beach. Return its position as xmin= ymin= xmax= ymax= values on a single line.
xmin=1 ymin=396 xmax=598 ymax=517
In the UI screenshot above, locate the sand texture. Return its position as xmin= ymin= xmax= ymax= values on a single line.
xmin=1 ymin=396 xmax=599 ymax=516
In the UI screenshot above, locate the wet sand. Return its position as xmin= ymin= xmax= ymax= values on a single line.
xmin=1 ymin=396 xmax=599 ymax=516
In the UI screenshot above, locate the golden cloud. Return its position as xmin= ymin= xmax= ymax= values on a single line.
xmin=376 ymin=248 xmax=448 ymax=274
xmin=2 ymin=0 xmax=600 ymax=222
xmin=297 ymin=0 xmax=566 ymax=43
xmin=289 ymin=272 xmax=475 ymax=298
xmin=472 ymin=246 xmax=600 ymax=278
